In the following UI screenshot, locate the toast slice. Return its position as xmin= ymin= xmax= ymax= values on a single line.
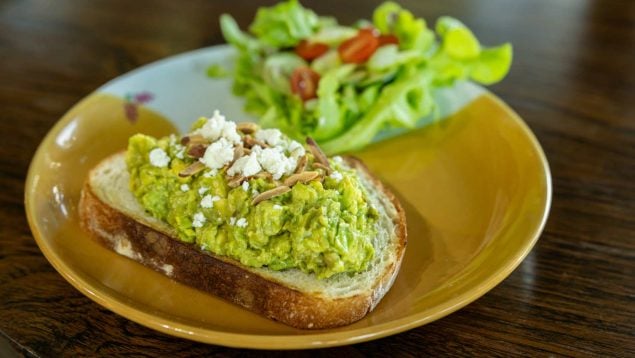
xmin=79 ymin=152 xmax=406 ymax=329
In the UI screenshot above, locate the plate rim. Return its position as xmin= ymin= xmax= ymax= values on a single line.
xmin=24 ymin=49 xmax=552 ymax=350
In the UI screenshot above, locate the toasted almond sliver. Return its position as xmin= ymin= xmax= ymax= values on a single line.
xmin=306 ymin=137 xmax=331 ymax=172
xmin=181 ymin=134 xmax=206 ymax=146
xmin=312 ymin=162 xmax=332 ymax=174
xmin=244 ymin=135 xmax=268 ymax=149
xmin=252 ymin=186 xmax=290 ymax=205
xmin=187 ymin=144 xmax=207 ymax=158
xmin=254 ymin=171 xmax=273 ymax=180
xmin=294 ymin=154 xmax=307 ymax=174
xmin=178 ymin=161 xmax=206 ymax=177
xmin=283 ymin=171 xmax=319 ymax=187
xmin=237 ymin=122 xmax=259 ymax=134
xmin=233 ymin=144 xmax=244 ymax=161
xmin=227 ymin=175 xmax=245 ymax=188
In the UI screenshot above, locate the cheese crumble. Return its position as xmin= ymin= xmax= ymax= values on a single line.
xmin=200 ymin=194 xmax=220 ymax=208
xmin=201 ymin=137 xmax=234 ymax=169
xmin=228 ymin=151 xmax=261 ymax=177
xmin=330 ymin=171 xmax=343 ymax=182
xmin=255 ymin=128 xmax=283 ymax=146
xmin=235 ymin=218 xmax=248 ymax=228
xmin=149 ymin=148 xmax=170 ymax=168
xmin=194 ymin=110 xmax=241 ymax=144
xmin=256 ymin=146 xmax=297 ymax=180
xmin=192 ymin=212 xmax=206 ymax=228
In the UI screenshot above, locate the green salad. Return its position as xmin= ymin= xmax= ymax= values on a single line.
xmin=220 ymin=1 xmax=512 ymax=154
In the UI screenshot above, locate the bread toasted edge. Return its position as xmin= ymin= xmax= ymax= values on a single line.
xmin=78 ymin=154 xmax=407 ymax=329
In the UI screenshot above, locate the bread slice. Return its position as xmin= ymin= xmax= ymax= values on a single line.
xmin=79 ymin=152 xmax=406 ymax=329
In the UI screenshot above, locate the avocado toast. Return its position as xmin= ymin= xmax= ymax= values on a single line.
xmin=79 ymin=112 xmax=406 ymax=329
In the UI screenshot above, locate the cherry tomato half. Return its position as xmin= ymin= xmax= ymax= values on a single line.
xmin=295 ymin=40 xmax=330 ymax=61
xmin=359 ymin=27 xmax=380 ymax=37
xmin=378 ymin=34 xmax=399 ymax=46
xmin=338 ymin=30 xmax=380 ymax=64
xmin=290 ymin=67 xmax=320 ymax=101
xmin=359 ymin=28 xmax=399 ymax=47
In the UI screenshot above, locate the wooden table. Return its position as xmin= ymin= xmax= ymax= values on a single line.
xmin=2 ymin=0 xmax=633 ymax=356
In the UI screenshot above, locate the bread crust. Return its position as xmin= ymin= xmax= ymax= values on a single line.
xmin=79 ymin=155 xmax=406 ymax=329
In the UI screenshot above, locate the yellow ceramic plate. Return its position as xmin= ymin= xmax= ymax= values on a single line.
xmin=25 ymin=46 xmax=551 ymax=349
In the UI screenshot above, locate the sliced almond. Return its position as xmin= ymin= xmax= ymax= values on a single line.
xmin=254 ymin=171 xmax=273 ymax=181
xmin=237 ymin=122 xmax=259 ymax=134
xmin=233 ymin=144 xmax=244 ymax=161
xmin=252 ymin=186 xmax=290 ymax=205
xmin=294 ymin=154 xmax=307 ymax=174
xmin=283 ymin=171 xmax=319 ymax=187
xmin=306 ymin=137 xmax=331 ymax=173
xmin=187 ymin=144 xmax=207 ymax=158
xmin=243 ymin=147 xmax=252 ymax=155
xmin=312 ymin=162 xmax=332 ymax=175
xmin=181 ymin=134 xmax=206 ymax=146
xmin=227 ymin=175 xmax=245 ymax=188
xmin=244 ymin=135 xmax=268 ymax=149
xmin=178 ymin=161 xmax=205 ymax=177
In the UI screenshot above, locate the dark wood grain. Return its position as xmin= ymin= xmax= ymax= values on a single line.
xmin=1 ymin=0 xmax=634 ymax=356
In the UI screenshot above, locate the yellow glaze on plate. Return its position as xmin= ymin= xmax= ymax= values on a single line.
xmin=25 ymin=92 xmax=551 ymax=349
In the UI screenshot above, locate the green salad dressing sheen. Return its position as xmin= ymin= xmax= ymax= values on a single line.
xmin=125 ymin=128 xmax=378 ymax=279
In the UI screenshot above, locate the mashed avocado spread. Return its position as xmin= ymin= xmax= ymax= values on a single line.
xmin=126 ymin=111 xmax=378 ymax=279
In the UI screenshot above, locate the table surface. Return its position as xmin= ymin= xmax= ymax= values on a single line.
xmin=2 ymin=0 xmax=634 ymax=356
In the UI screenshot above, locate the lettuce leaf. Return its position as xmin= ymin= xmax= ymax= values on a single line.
xmin=373 ymin=1 xmax=435 ymax=51
xmin=321 ymin=68 xmax=435 ymax=153
xmin=249 ymin=0 xmax=319 ymax=47
xmin=430 ymin=17 xmax=513 ymax=86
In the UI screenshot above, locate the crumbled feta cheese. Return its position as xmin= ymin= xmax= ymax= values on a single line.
xmin=229 ymin=217 xmax=236 ymax=225
xmin=273 ymin=204 xmax=283 ymax=210
xmin=175 ymin=145 xmax=185 ymax=159
xmin=200 ymin=194 xmax=219 ymax=208
xmin=180 ymin=184 xmax=190 ymax=192
xmin=255 ymin=128 xmax=283 ymax=146
xmin=198 ymin=186 xmax=209 ymax=195
xmin=203 ymin=169 xmax=218 ymax=177
xmin=194 ymin=110 xmax=241 ymax=144
xmin=235 ymin=218 xmax=248 ymax=228
xmin=194 ymin=115 xmax=221 ymax=140
xmin=168 ymin=134 xmax=186 ymax=160
xmin=192 ymin=212 xmax=206 ymax=228
xmin=330 ymin=171 xmax=343 ymax=182
xmin=200 ymin=137 xmax=234 ymax=169
xmin=251 ymin=145 xmax=263 ymax=155
xmin=227 ymin=151 xmax=261 ymax=177
xmin=332 ymin=156 xmax=343 ymax=164
xmin=287 ymin=140 xmax=306 ymax=158
xmin=149 ymin=148 xmax=170 ymax=168
xmin=220 ymin=120 xmax=241 ymax=144
xmin=257 ymin=147 xmax=296 ymax=180
xmin=242 ymin=181 xmax=249 ymax=191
